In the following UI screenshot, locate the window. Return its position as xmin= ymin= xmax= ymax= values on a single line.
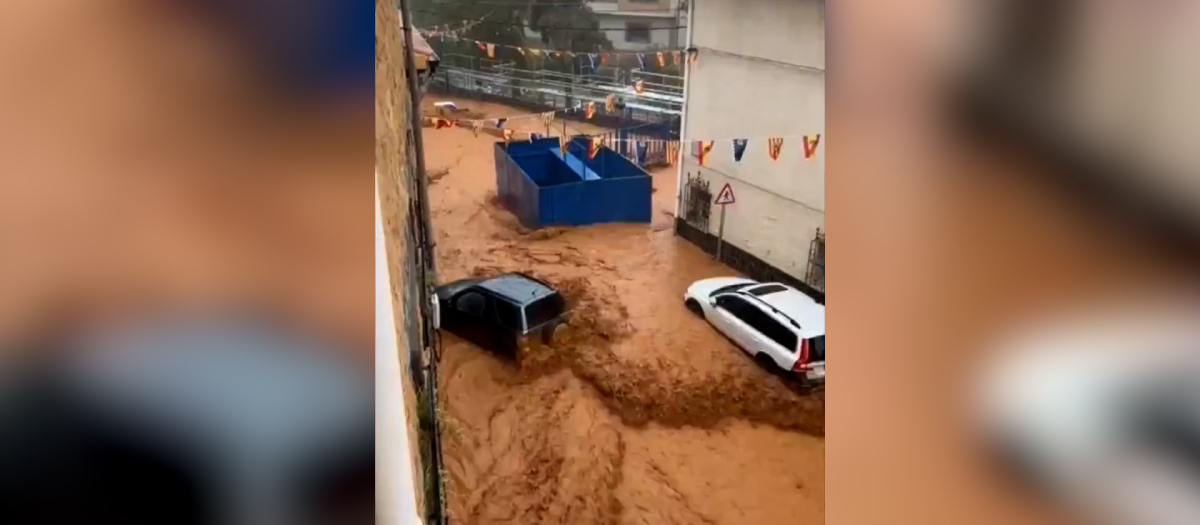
xmin=456 ymin=291 xmax=487 ymax=317
xmin=625 ymin=22 xmax=651 ymax=43
xmin=804 ymin=335 xmax=825 ymax=362
xmin=746 ymin=284 xmax=788 ymax=297
xmin=492 ymin=300 xmax=522 ymax=331
xmin=524 ymin=294 xmax=566 ymax=330
xmin=714 ymin=294 xmax=753 ymax=318
xmin=716 ymin=295 xmax=798 ymax=351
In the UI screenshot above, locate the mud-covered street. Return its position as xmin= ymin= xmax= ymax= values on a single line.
xmin=426 ymin=97 xmax=824 ymax=525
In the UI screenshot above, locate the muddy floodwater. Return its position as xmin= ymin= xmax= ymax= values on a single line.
xmin=425 ymin=96 xmax=824 ymax=525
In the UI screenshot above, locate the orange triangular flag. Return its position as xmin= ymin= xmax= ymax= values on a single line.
xmin=803 ymin=134 xmax=821 ymax=159
xmin=767 ymin=137 xmax=784 ymax=160
xmin=605 ymin=94 xmax=616 ymax=113
xmin=666 ymin=141 xmax=680 ymax=166
xmin=689 ymin=49 xmax=698 ymax=65
xmin=585 ymin=102 xmax=596 ymax=119
xmin=486 ymin=43 xmax=495 ymax=59
xmin=672 ymin=51 xmax=681 ymax=66
xmin=634 ymin=80 xmax=644 ymax=95
xmin=559 ymin=138 xmax=569 ymax=156
xmin=656 ymin=51 xmax=666 ymax=68
xmin=503 ymin=129 xmax=514 ymax=144
xmin=588 ymin=136 xmax=604 ymax=159
xmin=471 ymin=121 xmax=482 ymax=137
xmin=698 ymin=141 xmax=714 ymax=166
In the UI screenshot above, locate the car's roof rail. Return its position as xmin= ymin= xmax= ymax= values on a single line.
xmin=738 ymin=292 xmax=802 ymax=330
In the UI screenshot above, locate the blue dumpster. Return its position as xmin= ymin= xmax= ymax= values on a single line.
xmin=494 ymin=136 xmax=653 ymax=229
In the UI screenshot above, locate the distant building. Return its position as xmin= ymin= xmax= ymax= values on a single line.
xmin=674 ymin=0 xmax=825 ymax=297
xmin=588 ymin=0 xmax=685 ymax=51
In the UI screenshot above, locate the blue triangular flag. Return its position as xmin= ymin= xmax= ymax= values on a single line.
xmin=636 ymin=54 xmax=645 ymax=69
xmin=732 ymin=138 xmax=748 ymax=162
xmin=495 ymin=118 xmax=506 ymax=129
xmin=588 ymin=53 xmax=597 ymax=69
xmin=529 ymin=133 xmax=541 ymax=141
xmin=635 ymin=141 xmax=648 ymax=165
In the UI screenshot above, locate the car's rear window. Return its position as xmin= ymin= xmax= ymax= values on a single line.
xmin=494 ymin=300 xmax=523 ymax=331
xmin=747 ymin=284 xmax=788 ymax=296
xmin=806 ymin=335 xmax=825 ymax=362
xmin=524 ymin=294 xmax=565 ymax=330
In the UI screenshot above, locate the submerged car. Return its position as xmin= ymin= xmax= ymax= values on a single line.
xmin=684 ymin=277 xmax=825 ymax=384
xmin=433 ymin=272 xmax=568 ymax=355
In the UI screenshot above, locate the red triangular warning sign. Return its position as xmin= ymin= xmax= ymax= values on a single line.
xmin=714 ymin=183 xmax=735 ymax=205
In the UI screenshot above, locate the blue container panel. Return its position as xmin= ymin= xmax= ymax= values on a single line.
xmin=503 ymin=137 xmax=561 ymax=157
xmin=567 ymin=137 xmax=648 ymax=179
xmin=511 ymin=153 xmax=583 ymax=188
xmin=541 ymin=176 xmax=652 ymax=226
xmin=494 ymin=144 xmax=542 ymax=229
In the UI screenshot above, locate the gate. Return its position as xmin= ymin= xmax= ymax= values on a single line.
xmin=806 ymin=228 xmax=825 ymax=292
xmin=681 ymin=173 xmax=711 ymax=233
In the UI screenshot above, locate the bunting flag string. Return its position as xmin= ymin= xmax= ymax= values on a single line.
xmin=419 ymin=22 xmax=699 ymax=68
xmin=420 ymin=104 xmax=822 ymax=161
xmin=767 ymin=137 xmax=784 ymax=161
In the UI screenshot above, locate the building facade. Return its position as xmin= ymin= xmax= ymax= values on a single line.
xmin=675 ymin=0 xmax=825 ymax=297
xmin=588 ymin=0 xmax=686 ymax=51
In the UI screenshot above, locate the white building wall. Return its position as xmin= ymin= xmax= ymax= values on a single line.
xmin=679 ymin=0 xmax=825 ymax=281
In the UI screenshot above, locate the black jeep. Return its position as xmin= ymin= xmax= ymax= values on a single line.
xmin=433 ymin=273 xmax=567 ymax=355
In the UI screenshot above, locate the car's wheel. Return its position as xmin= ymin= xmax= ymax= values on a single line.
xmin=542 ymin=321 xmax=570 ymax=346
xmin=685 ymin=298 xmax=704 ymax=317
xmin=753 ymin=353 xmax=777 ymax=371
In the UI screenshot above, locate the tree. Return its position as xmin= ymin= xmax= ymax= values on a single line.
xmin=410 ymin=0 xmax=611 ymax=70
xmin=528 ymin=0 xmax=612 ymax=52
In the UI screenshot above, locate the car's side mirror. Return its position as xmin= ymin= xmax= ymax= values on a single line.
xmin=430 ymin=294 xmax=441 ymax=330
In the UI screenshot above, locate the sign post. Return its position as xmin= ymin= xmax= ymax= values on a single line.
xmin=713 ymin=183 xmax=736 ymax=261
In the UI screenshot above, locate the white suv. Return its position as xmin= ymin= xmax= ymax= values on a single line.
xmin=684 ymin=277 xmax=825 ymax=384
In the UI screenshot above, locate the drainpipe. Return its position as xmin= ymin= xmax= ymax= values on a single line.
xmin=398 ymin=0 xmax=439 ymax=285
xmin=673 ymin=0 xmax=696 ymax=220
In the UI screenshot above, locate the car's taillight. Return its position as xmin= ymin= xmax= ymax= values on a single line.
xmin=793 ymin=339 xmax=811 ymax=372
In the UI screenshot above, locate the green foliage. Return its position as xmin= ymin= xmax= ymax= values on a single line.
xmin=412 ymin=0 xmax=611 ymax=71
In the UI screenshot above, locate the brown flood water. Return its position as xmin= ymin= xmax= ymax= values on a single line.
xmin=425 ymin=96 xmax=824 ymax=525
